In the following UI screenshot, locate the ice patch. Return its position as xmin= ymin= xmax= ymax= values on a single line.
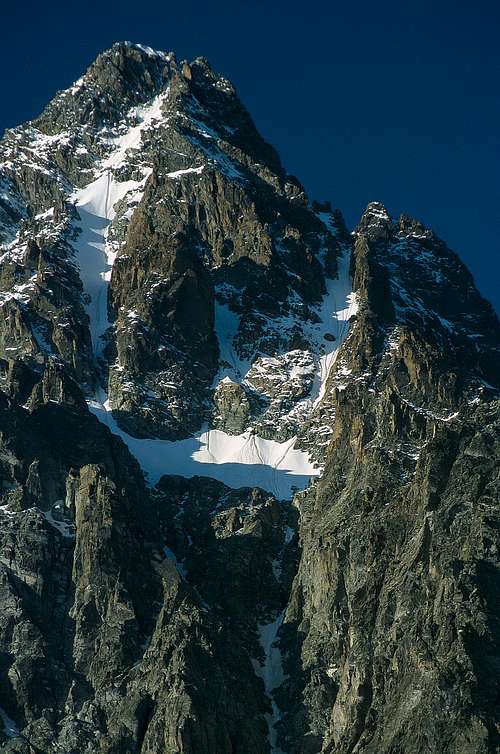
xmin=213 ymin=246 xmax=357 ymax=406
xmin=102 ymin=92 xmax=167 ymax=169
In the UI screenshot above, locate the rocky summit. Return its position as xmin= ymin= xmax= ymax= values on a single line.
xmin=0 ymin=41 xmax=498 ymax=754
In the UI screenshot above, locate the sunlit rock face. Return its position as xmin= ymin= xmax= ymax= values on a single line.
xmin=0 ymin=40 xmax=499 ymax=754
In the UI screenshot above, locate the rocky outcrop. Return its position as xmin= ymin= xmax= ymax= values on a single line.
xmin=279 ymin=206 xmax=500 ymax=754
xmin=0 ymin=432 xmax=298 ymax=751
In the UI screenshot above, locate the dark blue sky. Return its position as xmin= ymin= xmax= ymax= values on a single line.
xmin=2 ymin=0 xmax=499 ymax=312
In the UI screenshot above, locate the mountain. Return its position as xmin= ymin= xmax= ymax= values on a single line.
xmin=0 ymin=41 xmax=498 ymax=754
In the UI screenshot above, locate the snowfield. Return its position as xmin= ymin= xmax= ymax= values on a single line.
xmin=88 ymin=392 xmax=319 ymax=499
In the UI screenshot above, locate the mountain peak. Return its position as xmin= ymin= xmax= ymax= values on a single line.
xmin=26 ymin=41 xmax=282 ymax=174
xmin=360 ymin=200 xmax=391 ymax=223
xmin=355 ymin=201 xmax=392 ymax=240
xmin=121 ymin=40 xmax=175 ymax=60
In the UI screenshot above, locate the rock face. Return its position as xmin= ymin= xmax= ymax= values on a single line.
xmin=280 ymin=205 xmax=500 ymax=754
xmin=0 ymin=41 xmax=498 ymax=753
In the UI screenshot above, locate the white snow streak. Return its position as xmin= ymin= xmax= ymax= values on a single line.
xmin=73 ymin=171 xmax=147 ymax=356
xmin=254 ymin=612 xmax=286 ymax=753
xmin=313 ymin=252 xmax=358 ymax=405
xmin=166 ymin=165 xmax=204 ymax=179
xmin=71 ymin=93 xmax=166 ymax=356
xmin=213 ymin=302 xmax=251 ymax=382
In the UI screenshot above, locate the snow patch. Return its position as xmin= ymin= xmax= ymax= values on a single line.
xmin=214 ymin=301 xmax=252 ymax=382
xmin=166 ymin=165 xmax=204 ymax=179
xmin=125 ymin=41 xmax=172 ymax=60
xmin=88 ymin=393 xmax=318 ymax=499
xmin=42 ymin=506 xmax=75 ymax=538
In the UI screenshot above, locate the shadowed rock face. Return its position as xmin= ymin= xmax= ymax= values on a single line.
xmin=0 ymin=41 xmax=499 ymax=754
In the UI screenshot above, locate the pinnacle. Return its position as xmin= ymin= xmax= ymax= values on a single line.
xmin=363 ymin=201 xmax=391 ymax=220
